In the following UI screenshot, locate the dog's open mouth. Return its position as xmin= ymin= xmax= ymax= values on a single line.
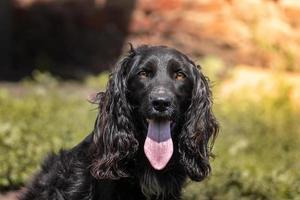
xmin=144 ymin=119 xmax=173 ymax=170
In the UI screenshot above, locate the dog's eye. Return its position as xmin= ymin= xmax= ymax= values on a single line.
xmin=175 ymin=71 xmax=186 ymax=80
xmin=138 ymin=71 xmax=149 ymax=78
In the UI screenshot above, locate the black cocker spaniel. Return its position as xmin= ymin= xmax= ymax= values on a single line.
xmin=20 ymin=45 xmax=219 ymax=200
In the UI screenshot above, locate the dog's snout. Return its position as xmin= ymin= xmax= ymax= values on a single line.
xmin=151 ymin=96 xmax=171 ymax=112
xmin=150 ymin=87 xmax=174 ymax=112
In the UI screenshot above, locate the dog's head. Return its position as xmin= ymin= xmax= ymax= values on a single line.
xmin=91 ymin=45 xmax=218 ymax=181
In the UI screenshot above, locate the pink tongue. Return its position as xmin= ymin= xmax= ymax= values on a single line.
xmin=144 ymin=120 xmax=173 ymax=170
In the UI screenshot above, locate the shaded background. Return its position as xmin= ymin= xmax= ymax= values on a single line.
xmin=0 ymin=0 xmax=300 ymax=199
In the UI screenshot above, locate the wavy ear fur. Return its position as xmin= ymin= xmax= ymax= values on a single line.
xmin=178 ymin=65 xmax=219 ymax=181
xmin=90 ymin=48 xmax=138 ymax=180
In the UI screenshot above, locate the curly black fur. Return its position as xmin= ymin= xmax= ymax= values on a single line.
xmin=20 ymin=45 xmax=218 ymax=200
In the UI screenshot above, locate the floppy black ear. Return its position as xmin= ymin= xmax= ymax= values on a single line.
xmin=178 ymin=65 xmax=219 ymax=181
xmin=90 ymin=47 xmax=139 ymax=180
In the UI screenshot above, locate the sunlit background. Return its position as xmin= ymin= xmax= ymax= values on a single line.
xmin=0 ymin=0 xmax=300 ymax=199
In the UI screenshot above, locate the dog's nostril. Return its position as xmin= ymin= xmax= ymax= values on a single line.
xmin=152 ymin=98 xmax=171 ymax=111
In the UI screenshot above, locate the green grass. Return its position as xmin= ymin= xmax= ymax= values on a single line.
xmin=182 ymin=77 xmax=300 ymax=199
xmin=0 ymin=72 xmax=97 ymax=187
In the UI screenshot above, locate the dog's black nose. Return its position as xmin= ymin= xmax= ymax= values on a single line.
xmin=152 ymin=97 xmax=171 ymax=112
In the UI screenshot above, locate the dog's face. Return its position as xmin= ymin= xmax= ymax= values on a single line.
xmin=126 ymin=46 xmax=198 ymax=170
xmin=92 ymin=45 xmax=218 ymax=182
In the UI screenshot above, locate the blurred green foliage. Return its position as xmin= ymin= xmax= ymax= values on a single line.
xmin=0 ymin=70 xmax=299 ymax=199
xmin=0 ymin=72 xmax=96 ymax=188
xmin=84 ymin=71 xmax=109 ymax=90
xmin=199 ymin=56 xmax=227 ymax=82
xmin=183 ymin=75 xmax=300 ymax=199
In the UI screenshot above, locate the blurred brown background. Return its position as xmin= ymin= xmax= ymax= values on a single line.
xmin=1 ymin=0 xmax=300 ymax=79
